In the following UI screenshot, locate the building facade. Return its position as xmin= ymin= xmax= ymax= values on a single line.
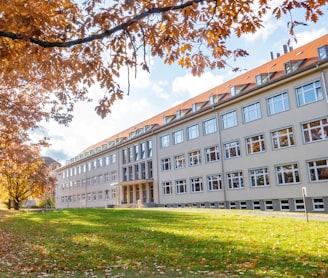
xmin=56 ymin=34 xmax=328 ymax=213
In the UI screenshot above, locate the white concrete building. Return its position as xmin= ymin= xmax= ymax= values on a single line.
xmin=56 ymin=34 xmax=328 ymax=212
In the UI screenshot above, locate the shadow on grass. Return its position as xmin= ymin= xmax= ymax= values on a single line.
xmin=0 ymin=208 xmax=327 ymax=277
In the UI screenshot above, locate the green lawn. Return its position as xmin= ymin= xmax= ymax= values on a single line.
xmin=0 ymin=208 xmax=327 ymax=277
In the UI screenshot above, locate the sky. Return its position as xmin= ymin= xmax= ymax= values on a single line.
xmin=38 ymin=5 xmax=328 ymax=165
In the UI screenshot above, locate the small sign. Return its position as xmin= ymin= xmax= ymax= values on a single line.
xmin=302 ymin=187 xmax=307 ymax=197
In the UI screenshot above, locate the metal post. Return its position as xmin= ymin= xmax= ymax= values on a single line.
xmin=302 ymin=187 xmax=308 ymax=222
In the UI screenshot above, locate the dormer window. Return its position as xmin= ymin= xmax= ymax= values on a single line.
xmin=255 ymin=72 xmax=275 ymax=86
xmin=176 ymin=110 xmax=181 ymax=119
xmin=284 ymin=60 xmax=304 ymax=74
xmin=192 ymin=103 xmax=196 ymax=113
xmin=230 ymin=84 xmax=248 ymax=96
xmin=318 ymin=45 xmax=328 ymax=60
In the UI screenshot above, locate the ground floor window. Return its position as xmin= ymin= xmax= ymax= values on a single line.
xmin=280 ymin=199 xmax=290 ymax=211
xmin=252 ymin=201 xmax=261 ymax=210
xmin=312 ymin=198 xmax=324 ymax=211
xmin=162 ymin=181 xmax=173 ymax=195
xmin=190 ymin=177 xmax=203 ymax=193
xmin=176 ymin=179 xmax=187 ymax=194
xmin=265 ymin=200 xmax=273 ymax=210
xmin=227 ymin=171 xmax=244 ymax=189
xmin=294 ymin=199 xmax=305 ymax=211
xmin=240 ymin=201 xmax=247 ymax=209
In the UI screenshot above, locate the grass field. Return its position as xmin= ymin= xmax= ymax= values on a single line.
xmin=0 ymin=208 xmax=327 ymax=277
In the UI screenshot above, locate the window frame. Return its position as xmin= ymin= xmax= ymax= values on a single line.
xmin=160 ymin=134 xmax=170 ymax=148
xmin=174 ymin=154 xmax=186 ymax=169
xmin=242 ymin=102 xmax=262 ymax=123
xmin=245 ymin=134 xmax=265 ymax=155
xmin=224 ymin=141 xmax=241 ymax=159
xmin=173 ymin=129 xmax=184 ymax=145
xmin=160 ymin=157 xmax=172 ymax=172
xmin=207 ymin=174 xmax=222 ymax=191
xmin=221 ymin=110 xmax=237 ymax=129
xmin=271 ymin=127 xmax=295 ymax=149
xmin=175 ymin=179 xmax=187 ymax=194
xmin=226 ymin=171 xmax=244 ymax=189
xmin=275 ymin=163 xmax=300 ymax=185
xmin=249 ymin=167 xmax=270 ymax=187
xmin=296 ymin=80 xmax=323 ymax=106
xmin=187 ymin=124 xmax=200 ymax=140
xmin=302 ymin=117 xmax=328 ymax=143
xmin=205 ymin=145 xmax=220 ymax=163
xmin=188 ymin=150 xmax=201 ymax=166
xmin=307 ymin=158 xmax=328 ymax=182
xmin=266 ymin=92 xmax=290 ymax=115
xmin=162 ymin=181 xmax=173 ymax=195
xmin=203 ymin=118 xmax=217 ymax=135
xmin=190 ymin=177 xmax=203 ymax=193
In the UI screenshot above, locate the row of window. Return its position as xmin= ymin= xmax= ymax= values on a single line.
xmin=122 ymin=140 xmax=153 ymax=164
xmin=160 ymin=117 xmax=328 ymax=171
xmin=60 ymin=189 xmax=117 ymax=203
xmin=60 ymin=170 xmax=118 ymax=189
xmin=159 ymin=80 xmax=325 ymax=149
xmin=122 ymin=161 xmax=153 ymax=182
xmin=161 ymin=158 xmax=328 ymax=195
xmin=164 ymin=198 xmax=326 ymax=212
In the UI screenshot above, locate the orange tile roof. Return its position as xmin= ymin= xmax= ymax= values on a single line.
xmin=82 ymin=34 xmax=328 ymax=154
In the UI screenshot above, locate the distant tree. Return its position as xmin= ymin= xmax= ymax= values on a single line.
xmin=0 ymin=0 xmax=327 ymax=119
xmin=0 ymin=132 xmax=49 ymax=210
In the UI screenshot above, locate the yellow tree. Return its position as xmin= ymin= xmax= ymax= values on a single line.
xmin=0 ymin=0 xmax=327 ymax=119
xmin=0 ymin=140 xmax=49 ymax=210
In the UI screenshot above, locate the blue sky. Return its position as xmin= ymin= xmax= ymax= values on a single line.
xmin=38 ymin=7 xmax=328 ymax=164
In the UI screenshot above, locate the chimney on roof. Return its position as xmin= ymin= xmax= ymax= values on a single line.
xmin=289 ymin=46 xmax=293 ymax=51
xmin=283 ymin=44 xmax=288 ymax=54
xmin=277 ymin=53 xmax=280 ymax=57
xmin=270 ymin=51 xmax=274 ymax=60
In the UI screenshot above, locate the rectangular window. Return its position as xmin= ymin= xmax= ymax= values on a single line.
xmin=187 ymin=124 xmax=199 ymax=140
xmin=267 ymin=92 xmax=289 ymax=115
xmin=318 ymin=45 xmax=328 ymax=60
xmin=294 ymin=199 xmax=305 ymax=211
xmin=134 ymin=145 xmax=139 ymax=161
xmin=105 ymin=156 xmax=110 ymax=166
xmin=296 ymin=80 xmax=323 ymax=106
xmin=174 ymin=154 xmax=186 ymax=169
xmin=240 ymin=201 xmax=247 ymax=209
xmin=162 ymin=181 xmax=173 ymax=195
xmin=252 ymin=201 xmax=261 ymax=210
xmin=176 ymin=179 xmax=187 ymax=194
xmin=173 ymin=130 xmax=184 ymax=144
xmin=134 ymin=164 xmax=139 ymax=180
xmin=264 ymin=200 xmax=273 ymax=211
xmin=272 ymin=127 xmax=295 ymax=149
xmin=227 ymin=171 xmax=244 ymax=189
xmin=111 ymin=171 xmax=117 ymax=181
xmin=111 ymin=154 xmax=117 ymax=163
xmin=188 ymin=150 xmax=201 ymax=166
xmin=205 ymin=145 xmax=220 ymax=163
xmin=190 ymin=177 xmax=203 ymax=193
xmin=123 ymin=167 xmax=127 ymax=182
xmin=147 ymin=161 xmax=153 ymax=179
xmin=302 ymin=117 xmax=328 ymax=143
xmin=128 ymin=147 xmax=133 ymax=163
xmin=161 ymin=158 xmax=171 ymax=171
xmin=147 ymin=140 xmax=152 ymax=157
xmin=222 ymin=111 xmax=237 ymax=129
xmin=160 ymin=134 xmax=170 ymax=148
xmin=276 ymin=163 xmax=300 ymax=185
xmin=203 ymin=118 xmax=217 ymax=135
xmin=140 ymin=163 xmax=146 ymax=179
xmin=128 ymin=165 xmax=133 ymax=180
xmin=249 ymin=168 xmax=269 ymax=187
xmin=207 ymin=174 xmax=222 ymax=191
xmin=280 ymin=200 xmax=290 ymax=211
xmin=243 ymin=102 xmax=261 ymax=123
xmin=122 ymin=149 xmax=128 ymax=164
xmin=246 ymin=134 xmax=265 ymax=154
xmin=312 ymin=198 xmax=324 ymax=211
xmin=224 ymin=141 xmax=240 ymax=159
xmin=307 ymin=159 xmax=328 ymax=182
xmin=140 ymin=142 xmax=146 ymax=159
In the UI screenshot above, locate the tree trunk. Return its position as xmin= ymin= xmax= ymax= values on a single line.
xmin=14 ymin=199 xmax=20 ymax=210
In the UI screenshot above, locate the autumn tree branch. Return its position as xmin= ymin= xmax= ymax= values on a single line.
xmin=0 ymin=0 xmax=209 ymax=48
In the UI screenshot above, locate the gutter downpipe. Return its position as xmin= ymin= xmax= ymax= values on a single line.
xmin=216 ymin=110 xmax=228 ymax=208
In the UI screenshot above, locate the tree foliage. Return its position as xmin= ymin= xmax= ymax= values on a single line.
xmin=1 ymin=0 xmax=327 ymax=119
xmin=0 ymin=140 xmax=49 ymax=210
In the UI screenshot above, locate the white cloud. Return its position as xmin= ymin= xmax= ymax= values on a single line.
xmin=172 ymin=72 xmax=225 ymax=98
xmin=292 ymin=28 xmax=328 ymax=48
